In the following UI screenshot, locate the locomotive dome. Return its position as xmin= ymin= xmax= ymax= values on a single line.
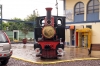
xmin=42 ymin=26 xmax=55 ymax=39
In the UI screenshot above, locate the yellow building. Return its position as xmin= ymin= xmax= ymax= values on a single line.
xmin=62 ymin=0 xmax=100 ymax=56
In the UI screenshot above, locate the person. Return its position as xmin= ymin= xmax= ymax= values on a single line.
xmin=82 ymin=36 xmax=84 ymax=47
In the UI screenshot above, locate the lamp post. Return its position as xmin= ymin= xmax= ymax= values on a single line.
xmin=33 ymin=9 xmax=36 ymax=44
xmin=0 ymin=5 xmax=2 ymax=30
xmin=55 ymin=0 xmax=58 ymax=16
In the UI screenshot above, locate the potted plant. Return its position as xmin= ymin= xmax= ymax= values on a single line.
xmin=21 ymin=28 xmax=29 ymax=44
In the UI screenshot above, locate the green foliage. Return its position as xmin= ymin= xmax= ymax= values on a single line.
xmin=2 ymin=17 xmax=24 ymax=31
xmin=24 ymin=10 xmax=39 ymax=22
xmin=21 ymin=27 xmax=29 ymax=38
xmin=2 ymin=22 xmax=9 ymax=31
xmin=24 ymin=14 xmax=37 ymax=22
xmin=0 ymin=24 xmax=1 ymax=30
xmin=29 ymin=38 xmax=33 ymax=41
xmin=8 ymin=18 xmax=24 ymax=31
xmin=24 ymin=12 xmax=38 ymax=31
xmin=8 ymin=22 xmax=24 ymax=31
xmin=19 ymin=38 xmax=22 ymax=41
xmin=2 ymin=12 xmax=39 ymax=31
xmin=9 ymin=38 xmax=13 ymax=41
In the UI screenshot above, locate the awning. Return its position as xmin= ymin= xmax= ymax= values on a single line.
xmin=76 ymin=28 xmax=91 ymax=32
xmin=75 ymin=25 xmax=84 ymax=29
xmin=70 ymin=25 xmax=75 ymax=29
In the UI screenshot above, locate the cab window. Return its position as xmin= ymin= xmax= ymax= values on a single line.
xmin=0 ymin=31 xmax=8 ymax=42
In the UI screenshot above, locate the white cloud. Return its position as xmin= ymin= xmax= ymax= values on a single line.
xmin=0 ymin=0 xmax=63 ymax=19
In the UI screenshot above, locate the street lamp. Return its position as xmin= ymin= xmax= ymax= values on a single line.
xmin=55 ymin=0 xmax=58 ymax=16
xmin=33 ymin=9 xmax=37 ymax=44
xmin=33 ymin=9 xmax=39 ymax=16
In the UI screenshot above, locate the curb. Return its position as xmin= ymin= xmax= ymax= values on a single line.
xmin=11 ymin=56 xmax=100 ymax=64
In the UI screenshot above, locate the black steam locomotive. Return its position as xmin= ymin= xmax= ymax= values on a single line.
xmin=34 ymin=7 xmax=66 ymax=59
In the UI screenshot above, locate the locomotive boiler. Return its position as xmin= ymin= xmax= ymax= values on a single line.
xmin=34 ymin=7 xmax=65 ymax=59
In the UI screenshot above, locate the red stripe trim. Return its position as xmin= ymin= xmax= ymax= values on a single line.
xmin=3 ymin=32 xmax=11 ymax=44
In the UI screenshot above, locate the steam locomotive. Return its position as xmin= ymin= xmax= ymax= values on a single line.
xmin=34 ymin=7 xmax=65 ymax=59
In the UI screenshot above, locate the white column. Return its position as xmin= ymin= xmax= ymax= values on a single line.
xmin=65 ymin=28 xmax=70 ymax=46
xmin=84 ymin=3 xmax=87 ymax=21
xmin=99 ymin=0 xmax=100 ymax=20
xmin=18 ymin=30 xmax=19 ymax=41
xmin=65 ymin=29 xmax=67 ymax=46
xmin=68 ymin=29 xmax=70 ymax=46
xmin=74 ymin=29 xmax=76 ymax=47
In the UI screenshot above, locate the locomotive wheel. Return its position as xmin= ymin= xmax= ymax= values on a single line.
xmin=56 ymin=44 xmax=64 ymax=50
xmin=41 ymin=57 xmax=45 ymax=59
xmin=54 ymin=57 xmax=58 ymax=59
xmin=34 ymin=44 xmax=42 ymax=54
xmin=56 ymin=44 xmax=64 ymax=56
xmin=34 ymin=44 xmax=41 ymax=49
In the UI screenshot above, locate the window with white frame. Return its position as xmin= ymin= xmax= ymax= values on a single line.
xmin=87 ymin=0 xmax=99 ymax=14
xmin=39 ymin=19 xmax=45 ymax=26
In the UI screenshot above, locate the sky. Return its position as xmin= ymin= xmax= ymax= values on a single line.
xmin=0 ymin=0 xmax=64 ymax=20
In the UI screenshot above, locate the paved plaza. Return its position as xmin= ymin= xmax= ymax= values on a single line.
xmin=2 ymin=58 xmax=100 ymax=66
xmin=1 ymin=43 xmax=100 ymax=66
xmin=11 ymin=44 xmax=95 ymax=62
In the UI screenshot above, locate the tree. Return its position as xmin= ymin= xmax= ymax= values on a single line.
xmin=2 ymin=22 xmax=9 ymax=31
xmin=6 ymin=17 xmax=24 ymax=31
xmin=24 ymin=11 xmax=39 ymax=31
xmin=21 ymin=28 xmax=28 ymax=39
xmin=25 ymin=9 xmax=39 ymax=22
xmin=2 ymin=11 xmax=39 ymax=31
xmin=24 ymin=14 xmax=37 ymax=22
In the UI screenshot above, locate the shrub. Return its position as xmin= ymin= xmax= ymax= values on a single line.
xmin=30 ymin=38 xmax=33 ymax=41
xmin=19 ymin=38 xmax=22 ymax=41
xmin=9 ymin=38 xmax=13 ymax=41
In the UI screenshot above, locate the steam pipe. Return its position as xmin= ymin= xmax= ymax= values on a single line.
xmin=45 ymin=8 xmax=52 ymax=20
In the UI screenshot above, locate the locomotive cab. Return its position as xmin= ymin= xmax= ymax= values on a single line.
xmin=34 ymin=7 xmax=66 ymax=59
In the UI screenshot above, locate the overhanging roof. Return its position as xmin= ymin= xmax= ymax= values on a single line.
xmin=76 ymin=28 xmax=92 ymax=32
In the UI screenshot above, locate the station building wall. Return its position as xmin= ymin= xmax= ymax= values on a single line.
xmin=65 ymin=22 xmax=100 ymax=46
xmin=64 ymin=0 xmax=100 ymax=46
xmin=65 ymin=0 xmax=100 ymax=21
xmin=64 ymin=0 xmax=100 ymax=57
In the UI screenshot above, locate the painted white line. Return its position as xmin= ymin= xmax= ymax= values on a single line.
xmin=11 ymin=56 xmax=100 ymax=64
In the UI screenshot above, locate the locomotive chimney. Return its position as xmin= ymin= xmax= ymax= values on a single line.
xmin=45 ymin=7 xmax=52 ymax=20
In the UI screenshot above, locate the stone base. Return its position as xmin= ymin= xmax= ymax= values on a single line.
xmin=91 ymin=51 xmax=100 ymax=58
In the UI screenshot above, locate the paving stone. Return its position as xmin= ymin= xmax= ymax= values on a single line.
xmin=1 ymin=44 xmax=100 ymax=66
xmin=2 ymin=58 xmax=100 ymax=66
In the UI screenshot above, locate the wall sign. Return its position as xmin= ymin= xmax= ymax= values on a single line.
xmin=66 ymin=9 xmax=73 ymax=22
xmin=65 ymin=26 xmax=70 ymax=29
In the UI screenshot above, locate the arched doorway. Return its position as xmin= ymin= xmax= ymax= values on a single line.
xmin=76 ymin=28 xmax=92 ymax=48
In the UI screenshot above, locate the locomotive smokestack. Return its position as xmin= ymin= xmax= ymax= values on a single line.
xmin=45 ymin=7 xmax=52 ymax=20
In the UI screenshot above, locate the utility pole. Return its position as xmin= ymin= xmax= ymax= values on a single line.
xmin=55 ymin=0 xmax=58 ymax=16
xmin=33 ymin=10 xmax=35 ymax=17
xmin=0 ymin=5 xmax=2 ymax=30
xmin=33 ymin=9 xmax=36 ymax=44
